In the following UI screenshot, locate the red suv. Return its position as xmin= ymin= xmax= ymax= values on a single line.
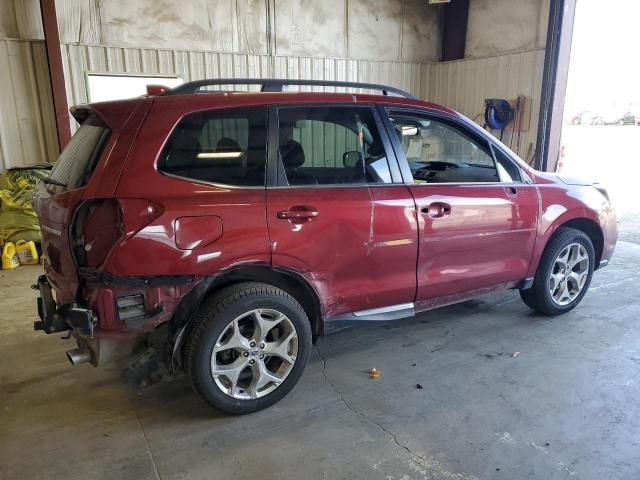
xmin=33 ymin=79 xmax=617 ymax=414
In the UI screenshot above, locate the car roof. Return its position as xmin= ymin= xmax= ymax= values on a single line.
xmin=149 ymin=91 xmax=457 ymax=114
xmin=77 ymin=91 xmax=459 ymax=132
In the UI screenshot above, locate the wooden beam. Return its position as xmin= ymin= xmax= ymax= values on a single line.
xmin=440 ymin=0 xmax=469 ymax=62
xmin=40 ymin=0 xmax=71 ymax=151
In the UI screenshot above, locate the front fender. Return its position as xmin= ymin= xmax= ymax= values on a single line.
xmin=526 ymin=184 xmax=614 ymax=277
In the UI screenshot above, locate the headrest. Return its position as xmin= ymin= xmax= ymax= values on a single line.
xmin=216 ymin=137 xmax=241 ymax=152
xmin=281 ymin=140 xmax=305 ymax=168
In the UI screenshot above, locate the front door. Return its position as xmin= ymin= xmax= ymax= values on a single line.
xmin=385 ymin=108 xmax=538 ymax=308
xmin=266 ymin=104 xmax=418 ymax=318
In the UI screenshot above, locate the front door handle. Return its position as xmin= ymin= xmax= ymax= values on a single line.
xmin=277 ymin=205 xmax=320 ymax=224
xmin=421 ymin=202 xmax=451 ymax=218
xmin=505 ymin=186 xmax=517 ymax=196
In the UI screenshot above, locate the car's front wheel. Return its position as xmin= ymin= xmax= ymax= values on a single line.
xmin=185 ymin=282 xmax=312 ymax=414
xmin=520 ymin=227 xmax=595 ymax=316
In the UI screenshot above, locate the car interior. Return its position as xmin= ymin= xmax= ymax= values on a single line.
xmin=390 ymin=115 xmax=502 ymax=183
xmin=277 ymin=107 xmax=392 ymax=186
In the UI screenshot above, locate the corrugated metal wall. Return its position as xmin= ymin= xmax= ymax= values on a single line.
xmin=0 ymin=39 xmax=58 ymax=170
xmin=60 ymin=42 xmax=431 ymax=127
xmin=0 ymin=40 xmax=545 ymax=170
xmin=428 ymin=49 xmax=546 ymax=164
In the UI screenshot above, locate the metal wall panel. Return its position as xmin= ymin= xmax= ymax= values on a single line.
xmin=61 ymin=43 xmax=431 ymax=132
xmin=428 ymin=49 xmax=546 ymax=163
xmin=0 ymin=39 xmax=58 ymax=170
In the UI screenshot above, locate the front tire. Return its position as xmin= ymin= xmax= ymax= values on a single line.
xmin=520 ymin=227 xmax=595 ymax=316
xmin=185 ymin=282 xmax=312 ymax=414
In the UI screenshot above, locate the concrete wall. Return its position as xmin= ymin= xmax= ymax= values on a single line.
xmin=466 ymin=0 xmax=549 ymax=58
xmin=52 ymin=0 xmax=440 ymax=63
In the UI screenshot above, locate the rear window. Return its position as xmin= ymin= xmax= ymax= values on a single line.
xmin=157 ymin=107 xmax=267 ymax=186
xmin=49 ymin=115 xmax=110 ymax=189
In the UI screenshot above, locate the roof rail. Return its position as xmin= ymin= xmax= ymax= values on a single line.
xmin=162 ymin=78 xmax=417 ymax=99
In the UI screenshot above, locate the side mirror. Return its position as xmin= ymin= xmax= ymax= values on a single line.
xmin=343 ymin=151 xmax=362 ymax=168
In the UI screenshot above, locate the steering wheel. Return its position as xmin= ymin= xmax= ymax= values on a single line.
xmin=412 ymin=160 xmax=461 ymax=181
xmin=420 ymin=161 xmax=460 ymax=170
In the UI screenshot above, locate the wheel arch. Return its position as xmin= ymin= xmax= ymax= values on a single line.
xmin=557 ymin=217 xmax=604 ymax=268
xmin=169 ymin=266 xmax=324 ymax=350
xmin=209 ymin=266 xmax=324 ymax=340
xmin=528 ymin=212 xmax=606 ymax=279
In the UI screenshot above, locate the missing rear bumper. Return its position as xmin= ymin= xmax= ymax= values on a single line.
xmin=33 ymin=275 xmax=96 ymax=335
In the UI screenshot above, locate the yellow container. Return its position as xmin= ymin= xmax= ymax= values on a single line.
xmin=2 ymin=242 xmax=20 ymax=270
xmin=16 ymin=240 xmax=39 ymax=265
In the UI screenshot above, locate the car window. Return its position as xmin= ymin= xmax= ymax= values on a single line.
xmin=158 ymin=107 xmax=267 ymax=186
xmin=49 ymin=115 xmax=110 ymax=189
xmin=493 ymin=147 xmax=522 ymax=182
xmin=389 ymin=111 xmax=501 ymax=184
xmin=277 ymin=106 xmax=392 ymax=186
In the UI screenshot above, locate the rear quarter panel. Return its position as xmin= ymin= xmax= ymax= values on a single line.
xmin=107 ymin=97 xmax=271 ymax=277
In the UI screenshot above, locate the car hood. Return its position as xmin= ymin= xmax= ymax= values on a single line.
xmin=534 ymin=171 xmax=595 ymax=186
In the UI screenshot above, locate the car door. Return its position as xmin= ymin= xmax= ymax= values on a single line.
xmin=266 ymin=104 xmax=418 ymax=318
xmin=383 ymin=107 xmax=538 ymax=308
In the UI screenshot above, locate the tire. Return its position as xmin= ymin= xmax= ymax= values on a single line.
xmin=519 ymin=227 xmax=595 ymax=316
xmin=185 ymin=282 xmax=312 ymax=414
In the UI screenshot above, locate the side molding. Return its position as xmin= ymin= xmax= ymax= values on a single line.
xmin=327 ymin=302 xmax=415 ymax=322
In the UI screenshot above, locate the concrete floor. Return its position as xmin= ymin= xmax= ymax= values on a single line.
xmin=1 ymin=242 xmax=640 ymax=480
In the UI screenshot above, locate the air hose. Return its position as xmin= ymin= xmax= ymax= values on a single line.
xmin=484 ymin=99 xmax=514 ymax=140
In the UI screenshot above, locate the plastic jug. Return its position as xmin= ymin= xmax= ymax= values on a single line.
xmin=2 ymin=242 xmax=20 ymax=270
xmin=16 ymin=240 xmax=39 ymax=265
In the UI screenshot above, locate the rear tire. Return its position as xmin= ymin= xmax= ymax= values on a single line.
xmin=519 ymin=227 xmax=595 ymax=316
xmin=185 ymin=282 xmax=312 ymax=414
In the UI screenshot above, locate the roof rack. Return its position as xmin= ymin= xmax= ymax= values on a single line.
xmin=162 ymin=78 xmax=417 ymax=99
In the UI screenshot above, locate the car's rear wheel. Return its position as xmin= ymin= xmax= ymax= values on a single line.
xmin=520 ymin=227 xmax=595 ymax=316
xmin=185 ymin=282 xmax=312 ymax=414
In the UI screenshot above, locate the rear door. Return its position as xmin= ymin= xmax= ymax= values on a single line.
xmin=383 ymin=108 xmax=538 ymax=307
xmin=266 ymin=104 xmax=418 ymax=318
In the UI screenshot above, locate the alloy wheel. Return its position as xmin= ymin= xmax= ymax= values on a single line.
xmin=548 ymin=242 xmax=590 ymax=306
xmin=210 ymin=308 xmax=298 ymax=400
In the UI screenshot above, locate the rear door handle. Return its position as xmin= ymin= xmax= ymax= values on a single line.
xmin=277 ymin=205 xmax=319 ymax=223
xmin=421 ymin=202 xmax=451 ymax=218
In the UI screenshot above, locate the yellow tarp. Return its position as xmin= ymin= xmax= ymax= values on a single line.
xmin=0 ymin=166 xmax=51 ymax=244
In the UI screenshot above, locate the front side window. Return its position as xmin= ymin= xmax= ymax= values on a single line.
xmin=389 ymin=111 xmax=501 ymax=184
xmin=158 ymin=107 xmax=267 ymax=186
xmin=277 ymin=106 xmax=392 ymax=186
xmin=493 ymin=148 xmax=522 ymax=183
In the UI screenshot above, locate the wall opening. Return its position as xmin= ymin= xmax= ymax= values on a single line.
xmin=558 ymin=0 xmax=640 ymax=243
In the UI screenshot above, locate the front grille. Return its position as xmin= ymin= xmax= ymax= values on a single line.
xmin=116 ymin=294 xmax=145 ymax=320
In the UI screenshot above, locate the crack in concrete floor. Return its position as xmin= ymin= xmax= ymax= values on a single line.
xmin=314 ymin=344 xmax=476 ymax=480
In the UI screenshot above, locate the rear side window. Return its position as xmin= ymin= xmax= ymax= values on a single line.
xmin=49 ymin=115 xmax=110 ymax=189
xmin=158 ymin=107 xmax=267 ymax=186
xmin=277 ymin=106 xmax=392 ymax=186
